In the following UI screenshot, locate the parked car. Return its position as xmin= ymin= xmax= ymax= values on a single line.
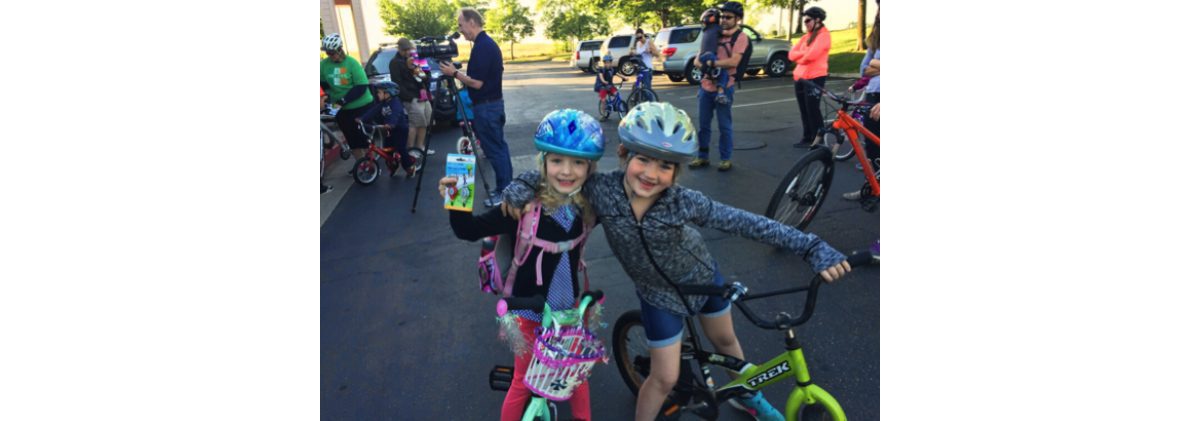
xmin=572 ymin=39 xmax=604 ymax=73
xmin=363 ymin=43 xmax=458 ymax=126
xmin=652 ymin=24 xmax=794 ymax=85
xmin=601 ymin=34 xmax=659 ymax=77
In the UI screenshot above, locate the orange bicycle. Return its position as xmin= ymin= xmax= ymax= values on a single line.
xmin=765 ymin=81 xmax=879 ymax=230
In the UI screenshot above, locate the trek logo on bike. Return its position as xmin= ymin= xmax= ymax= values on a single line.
xmin=746 ymin=361 xmax=791 ymax=388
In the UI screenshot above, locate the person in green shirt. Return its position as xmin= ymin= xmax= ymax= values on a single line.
xmin=320 ymin=33 xmax=375 ymax=162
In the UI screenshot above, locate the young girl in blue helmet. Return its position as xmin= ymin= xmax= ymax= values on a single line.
xmin=439 ymin=108 xmax=607 ymax=421
xmin=500 ymin=102 xmax=851 ymax=421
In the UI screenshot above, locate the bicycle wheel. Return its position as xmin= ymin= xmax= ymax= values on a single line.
xmin=800 ymin=403 xmax=834 ymax=421
xmin=598 ymin=97 xmax=611 ymax=121
xmin=764 ymin=147 xmax=834 ymax=231
xmin=820 ymin=124 xmax=856 ymax=162
xmin=353 ymin=157 xmax=379 ymax=185
xmin=613 ymin=310 xmax=650 ymax=396
xmin=640 ymin=88 xmax=658 ymax=103
xmin=626 ymin=89 xmax=643 ymax=110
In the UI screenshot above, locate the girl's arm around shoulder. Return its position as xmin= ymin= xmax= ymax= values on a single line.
xmin=675 ymin=187 xmax=847 ymax=271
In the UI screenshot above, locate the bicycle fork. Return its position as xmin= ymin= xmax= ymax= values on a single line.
xmin=779 ymin=329 xmax=846 ymax=421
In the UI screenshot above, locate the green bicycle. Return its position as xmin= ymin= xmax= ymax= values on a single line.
xmin=488 ymin=291 xmax=607 ymax=421
xmin=612 ymin=252 xmax=874 ymax=421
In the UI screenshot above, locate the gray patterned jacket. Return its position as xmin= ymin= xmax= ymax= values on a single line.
xmin=503 ymin=170 xmax=846 ymax=316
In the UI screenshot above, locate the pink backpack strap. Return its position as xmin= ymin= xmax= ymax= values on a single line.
xmin=501 ymin=201 xmax=543 ymax=297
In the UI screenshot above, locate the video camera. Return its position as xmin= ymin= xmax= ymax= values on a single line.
xmin=415 ymin=33 xmax=461 ymax=63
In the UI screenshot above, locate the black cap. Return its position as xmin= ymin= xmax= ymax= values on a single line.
xmin=718 ymin=1 xmax=744 ymax=18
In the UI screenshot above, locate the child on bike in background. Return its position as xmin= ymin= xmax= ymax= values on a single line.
xmin=500 ymin=102 xmax=851 ymax=421
xmin=594 ymin=55 xmax=626 ymax=109
xmin=697 ymin=7 xmax=733 ymax=105
xmin=356 ymin=81 xmax=418 ymax=177
xmin=439 ymin=109 xmax=607 ymax=421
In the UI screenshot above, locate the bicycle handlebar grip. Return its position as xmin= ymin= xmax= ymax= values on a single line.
xmin=846 ymin=250 xmax=874 ymax=268
xmin=580 ymin=290 xmax=604 ymax=305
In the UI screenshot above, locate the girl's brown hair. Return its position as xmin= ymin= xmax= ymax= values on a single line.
xmin=806 ymin=21 xmax=825 ymax=46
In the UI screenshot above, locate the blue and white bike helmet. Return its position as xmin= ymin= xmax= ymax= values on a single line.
xmin=374 ymin=81 xmax=401 ymax=97
xmin=322 ymin=33 xmax=343 ymax=52
xmin=618 ymin=102 xmax=697 ymax=164
xmin=534 ymin=109 xmax=606 ymax=161
xmin=603 ymin=54 xmax=613 ymax=62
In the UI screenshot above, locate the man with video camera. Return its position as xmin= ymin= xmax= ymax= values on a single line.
xmin=439 ymin=7 xmax=511 ymax=208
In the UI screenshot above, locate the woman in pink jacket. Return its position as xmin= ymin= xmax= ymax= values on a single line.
xmin=788 ymin=7 xmax=831 ymax=148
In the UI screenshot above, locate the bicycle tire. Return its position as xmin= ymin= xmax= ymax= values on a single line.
xmin=613 ymin=310 xmax=651 ymax=397
xmin=764 ymin=147 xmax=834 ymax=231
xmin=353 ymin=157 xmax=379 ymax=185
xmin=626 ymin=90 xmax=643 ymax=110
xmin=640 ymin=88 xmax=658 ymax=103
xmin=800 ymin=403 xmax=835 ymax=421
xmin=820 ymin=124 xmax=856 ymax=162
xmin=598 ymin=97 xmax=611 ymax=121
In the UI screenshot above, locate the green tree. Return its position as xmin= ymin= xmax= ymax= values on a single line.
xmin=539 ymin=0 xmax=610 ymax=44
xmin=606 ymin=0 xmax=708 ymax=30
xmin=856 ymin=0 xmax=867 ymax=50
xmin=451 ymin=0 xmax=490 ymax=19
xmin=379 ymin=0 xmax=458 ymax=39
xmin=485 ymin=0 xmax=536 ymax=60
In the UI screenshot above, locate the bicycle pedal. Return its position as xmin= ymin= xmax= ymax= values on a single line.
xmin=489 ymin=365 xmax=514 ymax=391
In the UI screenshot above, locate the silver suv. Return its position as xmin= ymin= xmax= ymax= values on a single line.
xmin=652 ymin=24 xmax=793 ymax=85
xmin=572 ymin=39 xmax=604 ymax=73
xmin=600 ymin=33 xmax=658 ymax=77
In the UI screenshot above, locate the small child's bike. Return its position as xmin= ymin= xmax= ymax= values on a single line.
xmin=489 ymin=291 xmax=607 ymax=421
xmin=597 ymin=80 xmax=628 ymax=122
xmin=612 ymin=252 xmax=875 ymax=421
xmin=350 ymin=122 xmax=419 ymax=186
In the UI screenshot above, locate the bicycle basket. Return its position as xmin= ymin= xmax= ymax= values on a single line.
xmin=522 ymin=326 xmax=606 ymax=401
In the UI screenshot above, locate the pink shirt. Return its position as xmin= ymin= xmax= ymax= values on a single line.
xmin=699 ymin=30 xmax=750 ymax=93
xmin=788 ymin=28 xmax=831 ymax=80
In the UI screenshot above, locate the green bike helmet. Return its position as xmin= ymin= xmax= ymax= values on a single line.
xmin=617 ymin=102 xmax=697 ymax=164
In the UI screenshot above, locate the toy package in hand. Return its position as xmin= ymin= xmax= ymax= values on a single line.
xmin=444 ymin=154 xmax=477 ymax=212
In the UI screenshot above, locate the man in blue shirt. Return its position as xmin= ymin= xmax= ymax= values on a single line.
xmin=440 ymin=8 xmax=511 ymax=207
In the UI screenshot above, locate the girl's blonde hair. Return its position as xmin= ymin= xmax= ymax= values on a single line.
xmin=535 ymin=153 xmax=595 ymax=224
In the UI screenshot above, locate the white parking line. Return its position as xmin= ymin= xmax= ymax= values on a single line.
xmin=731 ymin=98 xmax=795 ymax=108
xmin=671 ymin=83 xmax=792 ymax=99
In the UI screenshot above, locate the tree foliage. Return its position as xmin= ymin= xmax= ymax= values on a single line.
xmin=485 ymin=0 xmax=536 ymax=60
xmin=538 ymin=0 xmax=610 ymax=43
xmin=379 ymin=0 xmax=458 ymax=39
xmin=606 ymin=0 xmax=708 ymax=30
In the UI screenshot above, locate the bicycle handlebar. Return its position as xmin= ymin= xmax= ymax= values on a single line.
xmin=797 ymin=78 xmax=870 ymax=109
xmin=497 ymin=290 xmax=605 ymax=315
xmin=678 ymin=251 xmax=874 ymax=330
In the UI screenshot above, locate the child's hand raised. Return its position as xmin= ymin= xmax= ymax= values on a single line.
xmin=437 ymin=177 xmax=457 ymax=198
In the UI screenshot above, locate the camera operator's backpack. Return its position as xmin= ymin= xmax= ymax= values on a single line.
xmin=720 ymin=29 xmax=753 ymax=89
xmin=477 ymin=200 xmax=593 ymax=297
